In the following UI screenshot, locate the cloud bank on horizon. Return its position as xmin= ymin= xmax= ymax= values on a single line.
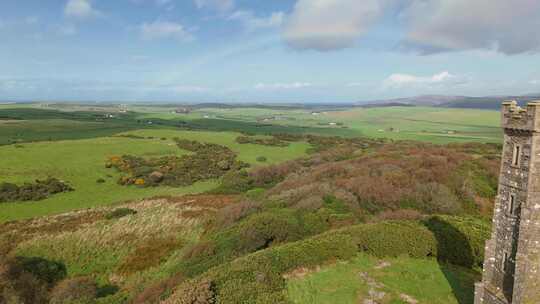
xmin=0 ymin=0 xmax=539 ymax=102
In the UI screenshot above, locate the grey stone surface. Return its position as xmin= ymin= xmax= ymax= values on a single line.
xmin=475 ymin=101 xmax=540 ymax=304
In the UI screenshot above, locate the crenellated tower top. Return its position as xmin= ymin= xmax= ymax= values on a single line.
xmin=501 ymin=100 xmax=540 ymax=132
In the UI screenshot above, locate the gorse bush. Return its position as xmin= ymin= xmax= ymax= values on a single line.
xmin=165 ymin=231 xmax=357 ymax=304
xmin=0 ymin=178 xmax=73 ymax=203
xmin=0 ymin=256 xmax=67 ymax=304
xmin=423 ymin=216 xmax=490 ymax=268
xmin=179 ymin=208 xmax=332 ymax=278
xmin=107 ymin=139 xmax=249 ymax=188
xmin=161 ymin=216 xmax=490 ymax=304
xmin=236 ymin=135 xmax=289 ymax=147
xmin=16 ymin=256 xmax=67 ymax=286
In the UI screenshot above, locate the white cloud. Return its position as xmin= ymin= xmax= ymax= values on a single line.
xmin=229 ymin=10 xmax=284 ymax=31
xmin=195 ymin=0 xmax=234 ymax=12
xmin=383 ymin=71 xmax=468 ymax=89
xmin=402 ymin=0 xmax=540 ymax=55
xmin=530 ymin=80 xmax=540 ymax=85
xmin=254 ymin=82 xmax=312 ymax=90
xmin=140 ymin=21 xmax=192 ymax=41
xmin=283 ymin=0 xmax=387 ymax=51
xmin=64 ymin=0 xmax=102 ymax=19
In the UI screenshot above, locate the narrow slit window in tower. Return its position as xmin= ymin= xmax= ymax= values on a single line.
xmin=512 ymin=145 xmax=521 ymax=166
xmin=502 ymin=252 xmax=508 ymax=272
xmin=509 ymin=194 xmax=516 ymax=216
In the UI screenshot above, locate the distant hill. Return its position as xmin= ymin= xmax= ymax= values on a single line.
xmin=359 ymin=94 xmax=540 ymax=110
xmin=359 ymin=102 xmax=415 ymax=108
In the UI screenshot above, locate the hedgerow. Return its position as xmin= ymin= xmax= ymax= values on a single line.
xmin=236 ymin=136 xmax=289 ymax=147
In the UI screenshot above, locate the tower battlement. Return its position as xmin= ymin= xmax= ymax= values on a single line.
xmin=501 ymin=100 xmax=540 ymax=132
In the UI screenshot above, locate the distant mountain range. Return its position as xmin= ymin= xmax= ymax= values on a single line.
xmin=359 ymin=94 xmax=540 ymax=110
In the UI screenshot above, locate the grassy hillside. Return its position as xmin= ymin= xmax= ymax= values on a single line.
xmin=0 ymin=104 xmax=503 ymax=304
xmin=0 ymin=130 xmax=309 ymax=222
xmin=287 ymin=254 xmax=479 ymax=304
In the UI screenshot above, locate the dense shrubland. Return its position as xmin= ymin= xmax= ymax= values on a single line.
xmin=120 ymin=140 xmax=498 ymax=303
xmin=0 ymin=135 xmax=501 ymax=303
xmin=216 ymin=141 xmax=500 ymax=217
xmin=162 ymin=216 xmax=489 ymax=304
xmin=107 ymin=138 xmax=249 ymax=187
xmin=0 ymin=178 xmax=73 ymax=203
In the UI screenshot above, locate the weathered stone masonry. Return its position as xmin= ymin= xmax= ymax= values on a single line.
xmin=475 ymin=101 xmax=540 ymax=304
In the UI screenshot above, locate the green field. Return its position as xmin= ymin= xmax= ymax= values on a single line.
xmin=1 ymin=104 xmax=502 ymax=145
xmin=182 ymin=106 xmax=502 ymax=143
xmin=0 ymin=129 xmax=309 ymax=222
xmin=0 ymin=104 xmax=501 ymax=221
xmin=287 ymin=254 xmax=480 ymax=304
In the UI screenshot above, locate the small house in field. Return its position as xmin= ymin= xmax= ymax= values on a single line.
xmin=174 ymin=107 xmax=192 ymax=114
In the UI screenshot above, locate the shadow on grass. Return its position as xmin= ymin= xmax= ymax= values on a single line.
xmin=424 ymin=217 xmax=478 ymax=304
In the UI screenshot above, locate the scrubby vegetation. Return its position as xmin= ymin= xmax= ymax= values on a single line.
xmin=236 ymin=135 xmax=290 ymax=147
xmin=107 ymin=138 xmax=249 ymax=187
xmin=0 ymin=125 xmax=502 ymax=303
xmin=0 ymin=178 xmax=73 ymax=203
xmin=215 ymin=141 xmax=500 ymax=217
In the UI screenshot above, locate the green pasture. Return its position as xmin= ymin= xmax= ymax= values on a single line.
xmin=0 ymin=129 xmax=310 ymax=222
xmin=0 ymin=119 xmax=139 ymax=145
xmin=287 ymin=254 xmax=480 ymax=304
xmin=325 ymin=107 xmax=501 ymax=143
xmin=181 ymin=106 xmax=502 ymax=144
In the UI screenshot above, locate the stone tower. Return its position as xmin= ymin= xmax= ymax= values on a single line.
xmin=475 ymin=101 xmax=540 ymax=304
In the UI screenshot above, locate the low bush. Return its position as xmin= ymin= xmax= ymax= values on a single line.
xmin=0 ymin=178 xmax=73 ymax=203
xmin=105 ymin=208 xmax=137 ymax=220
xmin=211 ymin=170 xmax=253 ymax=194
xmin=423 ymin=216 xmax=490 ymax=268
xmin=16 ymin=256 xmax=67 ymax=286
xmin=0 ymin=256 xmax=66 ymax=304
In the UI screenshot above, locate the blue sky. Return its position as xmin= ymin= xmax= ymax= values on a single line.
xmin=1 ymin=0 xmax=540 ymax=103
